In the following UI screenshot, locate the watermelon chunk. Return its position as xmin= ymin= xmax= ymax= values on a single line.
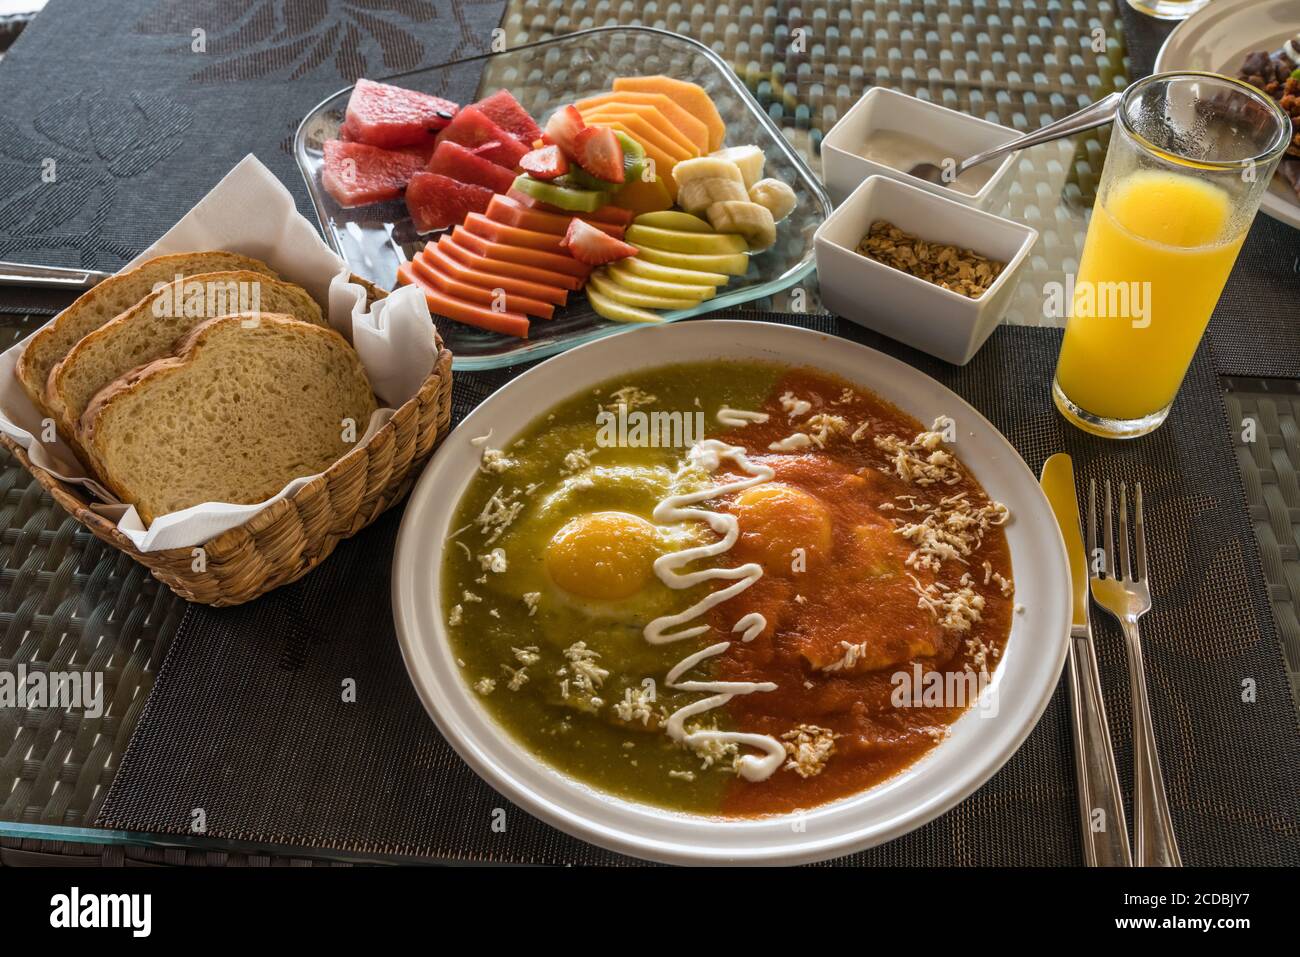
xmin=426 ymin=140 xmax=515 ymax=194
xmin=473 ymin=89 xmax=542 ymax=146
xmin=322 ymin=139 xmax=428 ymax=207
xmin=436 ymin=106 xmax=528 ymax=169
xmin=405 ymin=172 xmax=493 ymax=233
xmin=344 ymin=78 xmax=457 ymax=149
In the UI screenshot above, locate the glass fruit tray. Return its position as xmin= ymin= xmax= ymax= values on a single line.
xmin=294 ymin=26 xmax=831 ymax=370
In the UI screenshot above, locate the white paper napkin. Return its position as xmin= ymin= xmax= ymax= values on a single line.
xmin=0 ymin=154 xmax=435 ymax=552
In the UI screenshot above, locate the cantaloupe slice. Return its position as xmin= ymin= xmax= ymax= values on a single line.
xmin=578 ymin=119 xmax=680 ymax=198
xmin=612 ymin=76 xmax=726 ymax=151
xmin=611 ymin=176 xmax=674 ymax=215
xmin=580 ymin=110 xmax=694 ymax=164
xmin=577 ymin=102 xmax=699 ymax=158
xmin=575 ymin=91 xmax=709 ymax=153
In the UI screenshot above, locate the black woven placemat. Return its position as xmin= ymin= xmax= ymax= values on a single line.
xmin=94 ymin=311 xmax=1300 ymax=865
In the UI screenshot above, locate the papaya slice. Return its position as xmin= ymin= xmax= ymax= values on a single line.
xmin=451 ymin=226 xmax=591 ymax=278
xmin=578 ymin=103 xmax=700 ymax=159
xmin=418 ymin=245 xmax=569 ymax=306
xmin=437 ymin=233 xmax=582 ymax=292
xmin=574 ymin=91 xmax=709 ymax=153
xmin=575 ymin=120 xmax=679 ymax=198
xmin=461 ymin=213 xmax=569 ymax=254
xmin=396 ymin=261 xmax=530 ymax=338
xmin=612 ymin=76 xmax=726 ymax=151
xmin=579 ymin=109 xmax=695 ymax=164
xmin=411 ymin=250 xmax=554 ymax=319
xmin=487 ymin=193 xmax=626 ymax=240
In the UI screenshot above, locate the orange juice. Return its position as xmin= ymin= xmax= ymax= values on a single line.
xmin=1054 ymin=169 xmax=1245 ymax=423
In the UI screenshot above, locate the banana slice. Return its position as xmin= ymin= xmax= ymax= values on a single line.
xmin=710 ymin=145 xmax=765 ymax=189
xmin=671 ymin=156 xmax=748 ymax=213
xmin=706 ymin=200 xmax=777 ymax=252
xmin=748 ymin=178 xmax=797 ymax=222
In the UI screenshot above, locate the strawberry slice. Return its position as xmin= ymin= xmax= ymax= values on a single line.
xmin=561 ymin=217 xmax=637 ymax=265
xmin=573 ymin=126 xmax=624 ymax=184
xmin=518 ymin=145 xmax=570 ymax=180
xmin=543 ymin=105 xmax=585 ymax=160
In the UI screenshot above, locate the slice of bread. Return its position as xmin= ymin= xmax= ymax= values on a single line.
xmin=47 ymin=271 xmax=325 ymax=436
xmin=16 ymin=251 xmax=278 ymax=418
xmin=82 ymin=314 xmax=377 ymax=525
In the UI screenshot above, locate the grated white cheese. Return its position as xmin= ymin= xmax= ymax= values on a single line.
xmin=607 ymin=385 xmax=657 ymax=410
xmin=560 ymin=642 xmax=609 ymax=695
xmin=473 ymin=677 xmax=496 ymax=695
xmin=874 ymin=419 xmax=963 ymax=486
xmin=522 ymin=592 xmax=541 ymax=616
xmin=478 ymin=548 xmax=508 ymax=573
xmin=474 ymin=486 xmax=526 ymax=545
xmin=479 ymin=447 xmax=515 ymax=474
xmin=850 ymin=420 xmax=871 ymax=443
xmin=448 ymin=604 xmax=464 ymax=626
xmin=781 ymin=724 xmax=837 ymax=778
xmin=909 ymin=574 xmax=986 ymax=635
xmin=512 ymin=646 xmax=540 ymax=667
xmin=501 ymin=664 xmax=529 ymax=692
xmin=820 ymin=640 xmax=868 ymax=673
xmin=804 ymin=412 xmax=849 ymax=448
xmin=613 ymin=685 xmax=658 ymax=726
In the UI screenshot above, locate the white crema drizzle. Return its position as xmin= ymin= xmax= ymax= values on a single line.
xmin=644 ymin=438 xmax=786 ymax=782
xmin=716 ymin=407 xmax=770 ymax=428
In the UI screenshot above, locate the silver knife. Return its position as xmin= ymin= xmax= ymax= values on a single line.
xmin=1041 ymin=453 xmax=1132 ymax=866
xmin=0 ymin=260 xmax=112 ymax=291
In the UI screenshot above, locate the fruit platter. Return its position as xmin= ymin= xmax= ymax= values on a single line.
xmin=294 ymin=27 xmax=830 ymax=369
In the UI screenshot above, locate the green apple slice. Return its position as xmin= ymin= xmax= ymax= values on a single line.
xmin=617 ymin=256 xmax=729 ymax=287
xmin=625 ymin=224 xmax=748 ymax=255
xmin=632 ymin=244 xmax=750 ymax=276
xmin=632 ymin=211 xmax=713 ymax=233
xmin=604 ymin=262 xmax=714 ymax=300
xmin=588 ymin=271 xmax=702 ymax=310
xmin=587 ymin=286 xmax=664 ymax=323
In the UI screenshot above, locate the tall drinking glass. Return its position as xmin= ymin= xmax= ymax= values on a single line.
xmin=1053 ymin=72 xmax=1291 ymax=438
xmin=1125 ymin=0 xmax=1211 ymax=21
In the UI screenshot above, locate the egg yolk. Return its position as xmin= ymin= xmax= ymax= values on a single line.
xmin=732 ymin=483 xmax=833 ymax=573
xmin=544 ymin=511 xmax=661 ymax=600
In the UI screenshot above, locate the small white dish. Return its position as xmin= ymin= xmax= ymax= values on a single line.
xmin=814 ymin=175 xmax=1038 ymax=366
xmin=822 ymin=86 xmax=1021 ymax=209
xmin=391 ymin=320 xmax=1071 ymax=866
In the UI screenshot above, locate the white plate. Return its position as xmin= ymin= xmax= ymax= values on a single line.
xmin=391 ymin=320 xmax=1071 ymax=865
xmin=1155 ymin=0 xmax=1300 ymax=230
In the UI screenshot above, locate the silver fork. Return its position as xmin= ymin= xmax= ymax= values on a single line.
xmin=1087 ymin=478 xmax=1182 ymax=867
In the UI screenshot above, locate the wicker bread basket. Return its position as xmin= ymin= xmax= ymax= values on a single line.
xmin=0 ymin=276 xmax=453 ymax=606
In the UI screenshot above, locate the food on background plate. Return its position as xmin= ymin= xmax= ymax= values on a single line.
xmin=47 ymin=271 xmax=326 ymax=444
xmin=1236 ymin=37 xmax=1300 ymax=199
xmin=444 ymin=362 xmax=1013 ymax=815
xmin=329 ymin=75 xmax=797 ymax=340
xmin=83 ymin=314 xmax=377 ymax=526
xmin=15 ymin=250 xmax=278 ymax=422
xmin=856 ymin=220 xmax=1006 ymax=299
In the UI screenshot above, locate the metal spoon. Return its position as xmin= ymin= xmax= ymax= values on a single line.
xmin=908 ymin=91 xmax=1122 ymax=185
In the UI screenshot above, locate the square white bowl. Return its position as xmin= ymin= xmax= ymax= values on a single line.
xmin=822 ymin=86 xmax=1021 ymax=209
xmin=814 ymin=175 xmax=1038 ymax=366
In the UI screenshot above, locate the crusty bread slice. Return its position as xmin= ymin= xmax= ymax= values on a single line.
xmin=82 ymin=314 xmax=377 ymax=526
xmin=48 ymin=271 xmax=325 ymax=436
xmin=16 ymin=251 xmax=278 ymax=418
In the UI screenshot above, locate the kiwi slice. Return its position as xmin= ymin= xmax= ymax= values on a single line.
xmin=562 ymin=132 xmax=646 ymax=190
xmin=511 ymin=174 xmax=610 ymax=212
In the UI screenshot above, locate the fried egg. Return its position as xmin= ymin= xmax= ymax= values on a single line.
xmin=731 ymin=482 xmax=833 ymax=574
